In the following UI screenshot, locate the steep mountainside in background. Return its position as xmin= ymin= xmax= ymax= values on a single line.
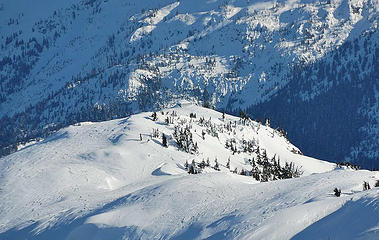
xmin=249 ymin=30 xmax=379 ymax=169
xmin=0 ymin=0 xmax=378 ymax=166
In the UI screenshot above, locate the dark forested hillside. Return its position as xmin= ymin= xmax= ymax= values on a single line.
xmin=247 ymin=30 xmax=379 ymax=169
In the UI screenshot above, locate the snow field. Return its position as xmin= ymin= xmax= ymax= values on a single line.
xmin=0 ymin=103 xmax=378 ymax=239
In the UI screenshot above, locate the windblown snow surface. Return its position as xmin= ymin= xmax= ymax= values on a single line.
xmin=0 ymin=103 xmax=378 ymax=239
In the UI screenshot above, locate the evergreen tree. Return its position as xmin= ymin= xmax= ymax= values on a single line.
xmin=334 ymin=188 xmax=341 ymax=197
xmin=272 ymin=156 xmax=281 ymax=179
xmin=265 ymin=117 xmax=271 ymax=127
xmin=250 ymin=166 xmax=260 ymax=181
xmin=214 ymin=158 xmax=220 ymax=171
xmin=190 ymin=159 xmax=197 ymax=174
xmin=162 ymin=133 xmax=168 ymax=147
xmin=194 ymin=142 xmax=198 ymax=152
xmin=188 ymin=164 xmax=195 ymax=174
xmin=256 ymin=152 xmax=263 ymax=165
xmin=152 ymin=128 xmax=159 ymax=138
xmin=151 ymin=112 xmax=157 ymax=121
xmin=363 ymin=181 xmax=371 ymax=190
xmin=251 ymin=158 xmax=256 ymax=168
xmin=254 ymin=146 xmax=260 ymax=155
xmin=200 ymin=159 xmax=206 ymax=169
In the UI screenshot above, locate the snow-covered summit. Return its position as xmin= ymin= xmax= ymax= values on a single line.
xmin=0 ymin=0 xmax=378 ymax=168
xmin=0 ymin=104 xmax=378 ymax=239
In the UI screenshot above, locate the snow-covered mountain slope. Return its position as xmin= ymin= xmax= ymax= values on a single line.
xmin=0 ymin=104 xmax=378 ymax=239
xmin=249 ymin=29 xmax=379 ymax=169
xmin=0 ymin=0 xmax=378 ymax=168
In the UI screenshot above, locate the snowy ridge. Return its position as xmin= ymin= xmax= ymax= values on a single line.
xmin=0 ymin=104 xmax=378 ymax=239
xmin=0 ymin=0 xmax=378 ymax=166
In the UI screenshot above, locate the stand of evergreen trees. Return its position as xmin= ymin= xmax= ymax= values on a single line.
xmin=150 ymin=110 xmax=303 ymax=181
xmin=185 ymin=147 xmax=302 ymax=182
xmin=173 ymin=125 xmax=199 ymax=154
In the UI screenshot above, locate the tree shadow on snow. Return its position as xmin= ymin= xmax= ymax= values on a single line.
xmin=117 ymin=117 xmax=130 ymax=125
